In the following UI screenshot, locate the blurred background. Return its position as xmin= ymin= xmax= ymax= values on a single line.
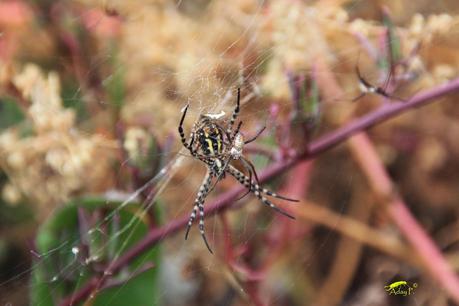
xmin=1 ymin=0 xmax=459 ymax=305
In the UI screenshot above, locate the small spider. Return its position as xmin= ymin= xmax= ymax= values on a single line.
xmin=178 ymin=88 xmax=297 ymax=253
xmin=353 ymin=65 xmax=406 ymax=102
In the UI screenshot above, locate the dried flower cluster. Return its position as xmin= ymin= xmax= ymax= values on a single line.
xmin=0 ymin=64 xmax=115 ymax=219
xmin=2 ymin=1 xmax=459 ymax=305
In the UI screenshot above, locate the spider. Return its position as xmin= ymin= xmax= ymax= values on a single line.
xmin=178 ymin=88 xmax=298 ymax=253
xmin=353 ymin=65 xmax=406 ymax=102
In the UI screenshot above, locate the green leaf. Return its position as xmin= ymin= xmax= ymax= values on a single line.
xmin=93 ymin=267 xmax=159 ymax=306
xmin=0 ymin=98 xmax=25 ymax=129
xmin=382 ymin=10 xmax=402 ymax=67
xmin=103 ymin=44 xmax=125 ymax=111
xmin=30 ymin=196 xmax=161 ymax=306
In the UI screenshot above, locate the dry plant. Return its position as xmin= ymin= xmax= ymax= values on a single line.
xmin=1 ymin=1 xmax=459 ymax=306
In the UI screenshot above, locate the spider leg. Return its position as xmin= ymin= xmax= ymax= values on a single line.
xmin=185 ymin=171 xmax=214 ymax=253
xmin=237 ymin=157 xmax=260 ymax=201
xmin=240 ymin=156 xmax=260 ymax=186
xmin=356 ymin=65 xmax=374 ymax=90
xmin=351 ymin=92 xmax=366 ymax=102
xmin=229 ymin=165 xmax=299 ymax=202
xmin=376 ymin=88 xmax=407 ymax=102
xmin=206 ymin=157 xmax=232 ymax=195
xmin=226 ymin=121 xmax=243 ymax=144
xmin=185 ymin=204 xmax=198 ymax=240
xmin=353 ymin=66 xmax=371 ymax=102
xmin=378 ymin=40 xmax=408 ymax=102
xmin=227 ymin=165 xmax=296 ymax=219
xmin=178 ymin=104 xmax=197 ymax=153
xmin=381 ymin=65 xmax=393 ymax=93
xmin=376 ymin=67 xmax=403 ymax=101
xmin=199 ymin=198 xmax=213 ymax=254
xmin=233 ymin=159 xmax=253 ymax=201
xmin=254 ymin=190 xmax=295 ymax=219
xmin=234 ymin=121 xmax=243 ymax=138
xmin=207 ymin=153 xmax=256 ymax=202
xmin=178 ymin=104 xmax=190 ymax=147
xmin=234 ymin=186 xmax=251 ymax=202
xmin=259 ymin=187 xmax=299 ymax=202
xmin=354 ymin=61 xmax=406 ymax=102
xmin=244 ymin=126 xmax=266 ymax=144
xmin=226 ymin=88 xmax=240 ymax=137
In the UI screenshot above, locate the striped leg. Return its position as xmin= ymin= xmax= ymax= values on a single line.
xmin=227 ymin=165 xmax=296 ymax=219
xmin=226 ymin=88 xmax=240 ymax=137
xmin=178 ymin=104 xmax=190 ymax=147
xmin=253 ymin=189 xmax=295 ymax=219
xmin=206 ymin=158 xmax=230 ymax=196
xmin=185 ymin=171 xmax=214 ymax=253
xmin=185 ymin=203 xmax=198 ymax=240
xmin=178 ymin=104 xmax=195 ymax=150
xmin=235 ymin=158 xmax=255 ymax=201
xmin=198 ymin=198 xmax=213 ymax=254
xmin=198 ymin=171 xmax=214 ymax=253
xmin=228 ymin=165 xmax=299 ymax=202
xmin=240 ymin=157 xmax=260 ymax=186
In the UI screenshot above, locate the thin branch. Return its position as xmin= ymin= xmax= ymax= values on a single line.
xmin=308 ymin=78 xmax=459 ymax=156
xmin=294 ymin=199 xmax=415 ymax=264
xmin=59 ymin=76 xmax=459 ymax=306
xmin=321 ymin=47 xmax=459 ymax=303
xmin=350 ymin=134 xmax=459 ymax=303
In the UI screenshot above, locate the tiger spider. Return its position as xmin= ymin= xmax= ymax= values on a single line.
xmin=178 ymin=88 xmax=297 ymax=253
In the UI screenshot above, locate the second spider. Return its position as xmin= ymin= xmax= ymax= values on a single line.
xmin=178 ymin=88 xmax=298 ymax=253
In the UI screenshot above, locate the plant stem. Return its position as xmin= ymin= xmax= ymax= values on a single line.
xmin=59 ymin=76 xmax=459 ymax=306
xmin=350 ymin=133 xmax=459 ymax=303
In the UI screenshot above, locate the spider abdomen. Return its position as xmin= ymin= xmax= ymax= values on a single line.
xmin=196 ymin=123 xmax=225 ymax=156
xmin=230 ymin=133 xmax=243 ymax=159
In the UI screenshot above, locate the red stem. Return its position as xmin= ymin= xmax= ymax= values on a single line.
xmin=350 ymin=134 xmax=459 ymax=303
xmin=59 ymin=76 xmax=459 ymax=306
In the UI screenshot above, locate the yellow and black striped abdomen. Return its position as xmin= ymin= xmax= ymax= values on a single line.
xmin=197 ymin=124 xmax=225 ymax=156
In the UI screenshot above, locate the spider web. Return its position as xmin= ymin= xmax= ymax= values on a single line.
xmin=1 ymin=0 xmax=458 ymax=305
xmin=0 ymin=1 xmax=384 ymax=305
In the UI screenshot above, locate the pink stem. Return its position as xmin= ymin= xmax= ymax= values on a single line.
xmin=59 ymin=76 xmax=459 ymax=306
xmin=350 ymin=133 xmax=459 ymax=303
